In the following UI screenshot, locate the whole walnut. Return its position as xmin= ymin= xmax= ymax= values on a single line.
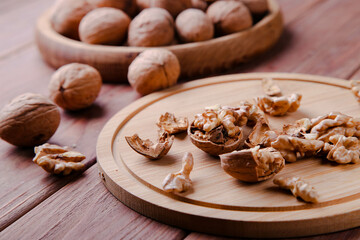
xmin=128 ymin=49 xmax=180 ymax=95
xmin=128 ymin=8 xmax=174 ymax=47
xmin=50 ymin=0 xmax=94 ymax=39
xmin=191 ymin=0 xmax=208 ymax=11
xmin=49 ymin=63 xmax=102 ymax=110
xmin=79 ymin=8 xmax=131 ymax=45
xmin=240 ymin=0 xmax=268 ymax=15
xmin=206 ymin=0 xmax=252 ymax=35
xmin=175 ymin=9 xmax=214 ymax=43
xmin=87 ymin=0 xmax=138 ymax=16
xmin=136 ymin=0 xmax=192 ymax=17
xmin=0 ymin=93 xmax=60 ymax=147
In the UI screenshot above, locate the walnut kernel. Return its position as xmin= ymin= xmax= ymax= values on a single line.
xmin=257 ymin=93 xmax=302 ymax=116
xmin=157 ymin=112 xmax=188 ymax=134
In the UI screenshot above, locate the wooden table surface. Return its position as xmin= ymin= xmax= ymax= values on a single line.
xmin=1 ymin=0 xmax=360 ymax=239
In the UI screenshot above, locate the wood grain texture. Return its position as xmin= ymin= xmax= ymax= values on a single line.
xmin=0 ymin=166 xmax=187 ymax=240
xmin=35 ymin=0 xmax=283 ymax=83
xmin=97 ymin=73 xmax=360 ymax=238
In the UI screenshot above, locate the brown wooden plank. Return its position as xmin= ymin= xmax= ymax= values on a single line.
xmin=235 ymin=0 xmax=360 ymax=79
xmin=0 ymin=166 xmax=187 ymax=240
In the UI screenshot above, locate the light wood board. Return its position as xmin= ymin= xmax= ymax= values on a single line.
xmin=35 ymin=0 xmax=282 ymax=83
xmin=96 ymin=73 xmax=360 ymax=238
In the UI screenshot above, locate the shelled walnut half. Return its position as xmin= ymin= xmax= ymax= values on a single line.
xmin=273 ymin=176 xmax=319 ymax=203
xmin=33 ymin=143 xmax=86 ymax=175
xmin=257 ymin=93 xmax=302 ymax=116
xmin=157 ymin=112 xmax=188 ymax=134
xmin=125 ymin=131 xmax=174 ymax=160
xmin=220 ymin=146 xmax=285 ymax=182
xmin=323 ymin=135 xmax=360 ymax=164
xmin=261 ymin=78 xmax=281 ymax=96
xmin=162 ymin=152 xmax=194 ymax=193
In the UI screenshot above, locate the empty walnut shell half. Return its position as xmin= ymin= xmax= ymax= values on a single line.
xmin=188 ymin=121 xmax=243 ymax=156
xmin=125 ymin=131 xmax=174 ymax=160
xmin=220 ymin=146 xmax=285 ymax=182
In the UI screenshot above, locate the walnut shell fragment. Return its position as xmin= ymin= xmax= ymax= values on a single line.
xmin=125 ymin=131 xmax=174 ymax=159
xmin=261 ymin=78 xmax=281 ymax=96
xmin=157 ymin=112 xmax=188 ymax=134
xmin=162 ymin=152 xmax=194 ymax=193
xmin=323 ymin=135 xmax=360 ymax=164
xmin=220 ymin=146 xmax=285 ymax=182
xmin=33 ymin=143 xmax=85 ymax=175
xmin=245 ymin=117 xmax=276 ymax=148
xmin=257 ymin=93 xmax=302 ymax=116
xmin=273 ymin=176 xmax=319 ymax=203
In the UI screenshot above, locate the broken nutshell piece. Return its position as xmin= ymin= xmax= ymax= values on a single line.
xmin=33 ymin=143 xmax=85 ymax=175
xmin=273 ymin=176 xmax=319 ymax=203
xmin=323 ymin=135 xmax=360 ymax=164
xmin=262 ymin=78 xmax=281 ymax=96
xmin=162 ymin=152 xmax=194 ymax=193
xmin=257 ymin=93 xmax=302 ymax=116
xmin=157 ymin=112 xmax=188 ymax=134
xmin=220 ymin=146 xmax=285 ymax=182
xmin=125 ymin=131 xmax=175 ymax=160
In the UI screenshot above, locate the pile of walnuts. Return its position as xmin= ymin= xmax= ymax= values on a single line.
xmin=50 ymin=0 xmax=269 ymax=46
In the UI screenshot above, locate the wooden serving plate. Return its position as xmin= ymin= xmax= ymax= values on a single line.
xmin=96 ymin=73 xmax=360 ymax=238
xmin=35 ymin=0 xmax=282 ymax=83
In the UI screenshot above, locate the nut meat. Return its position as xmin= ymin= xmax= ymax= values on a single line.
xmin=157 ymin=112 xmax=188 ymax=134
xmin=33 ymin=143 xmax=86 ymax=175
xmin=273 ymin=176 xmax=319 ymax=203
xmin=257 ymin=93 xmax=302 ymax=116
xmin=220 ymin=146 xmax=285 ymax=182
xmin=162 ymin=152 xmax=194 ymax=192
xmin=323 ymin=135 xmax=360 ymax=164
xmin=125 ymin=131 xmax=174 ymax=159
xmin=261 ymin=78 xmax=281 ymax=96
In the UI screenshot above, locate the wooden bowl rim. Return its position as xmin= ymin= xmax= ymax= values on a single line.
xmin=36 ymin=0 xmax=281 ymax=54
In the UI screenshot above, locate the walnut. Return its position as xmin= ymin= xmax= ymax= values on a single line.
xmin=50 ymin=0 xmax=94 ymax=39
xmin=33 ymin=143 xmax=85 ymax=175
xmin=162 ymin=152 xmax=194 ymax=192
xmin=79 ymin=7 xmax=131 ymax=45
xmin=157 ymin=112 xmax=188 ymax=134
xmin=245 ymin=118 xmax=276 ymax=148
xmin=206 ymin=1 xmax=252 ymax=35
xmin=127 ymin=49 xmax=180 ymax=95
xmin=273 ymin=176 xmax=319 ymax=203
xmin=191 ymin=0 xmax=208 ymax=11
xmin=257 ymin=93 xmax=302 ymax=116
xmin=240 ymin=0 xmax=268 ymax=15
xmin=87 ymin=0 xmax=138 ymax=17
xmin=137 ymin=0 xmax=192 ymax=17
xmin=0 ymin=93 xmax=60 ymax=147
xmin=271 ymin=135 xmax=324 ymax=162
xmin=261 ymin=77 xmax=281 ymax=96
xmin=49 ymin=63 xmax=102 ymax=111
xmin=323 ymin=135 xmax=360 ymax=164
xmin=125 ymin=131 xmax=175 ymax=159
xmin=175 ymin=9 xmax=214 ymax=43
xmin=282 ymin=118 xmax=312 ymax=137
xmin=220 ymin=146 xmax=285 ymax=182
xmin=128 ymin=8 xmax=174 ymax=47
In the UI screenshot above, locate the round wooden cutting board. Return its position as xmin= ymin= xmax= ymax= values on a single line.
xmin=96 ymin=73 xmax=360 ymax=238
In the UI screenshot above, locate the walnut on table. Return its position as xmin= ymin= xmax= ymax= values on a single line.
xmin=256 ymin=93 xmax=302 ymax=116
xmin=162 ymin=152 xmax=194 ymax=193
xmin=282 ymin=118 xmax=312 ymax=138
xmin=125 ymin=130 xmax=174 ymax=160
xmin=273 ymin=176 xmax=319 ymax=203
xmin=157 ymin=112 xmax=188 ymax=134
xmin=323 ymin=135 xmax=360 ymax=164
xmin=33 ymin=143 xmax=85 ymax=175
xmin=220 ymin=146 xmax=285 ymax=182
xmin=245 ymin=118 xmax=277 ymax=148
xmin=261 ymin=78 xmax=281 ymax=96
xmin=271 ymin=135 xmax=324 ymax=162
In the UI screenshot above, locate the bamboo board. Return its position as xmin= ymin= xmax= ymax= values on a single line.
xmin=96 ymin=73 xmax=360 ymax=238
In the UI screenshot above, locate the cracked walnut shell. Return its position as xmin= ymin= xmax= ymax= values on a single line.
xmin=128 ymin=8 xmax=174 ymax=47
xmin=79 ymin=7 xmax=131 ymax=45
xmin=162 ymin=152 xmax=194 ymax=193
xmin=125 ymin=131 xmax=175 ymax=159
xmin=220 ymin=146 xmax=285 ymax=182
xmin=49 ymin=63 xmax=102 ymax=111
xmin=128 ymin=49 xmax=180 ymax=95
xmin=33 ymin=143 xmax=86 ymax=175
xmin=0 ymin=93 xmax=60 ymax=147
